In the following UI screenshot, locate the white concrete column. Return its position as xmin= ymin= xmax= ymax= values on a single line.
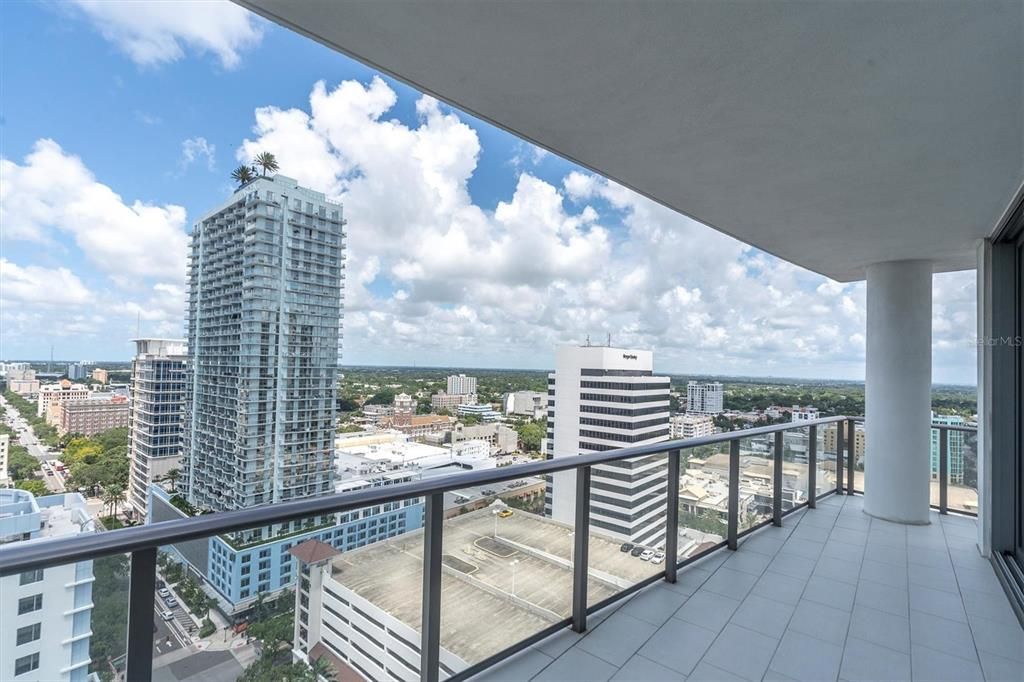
xmin=864 ymin=260 xmax=933 ymax=524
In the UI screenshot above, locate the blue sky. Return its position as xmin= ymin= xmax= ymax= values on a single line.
xmin=0 ymin=1 xmax=978 ymax=383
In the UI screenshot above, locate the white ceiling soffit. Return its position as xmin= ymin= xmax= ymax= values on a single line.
xmin=238 ymin=0 xmax=1024 ymax=282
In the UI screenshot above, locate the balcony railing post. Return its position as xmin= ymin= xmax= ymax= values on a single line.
xmin=836 ymin=420 xmax=846 ymax=495
xmin=664 ymin=450 xmax=680 ymax=583
xmin=808 ymin=424 xmax=817 ymax=509
xmin=125 ymin=547 xmax=157 ymax=682
xmin=847 ymin=418 xmax=857 ymax=494
xmin=571 ymin=466 xmax=591 ymax=633
xmin=420 ymin=492 xmax=443 ymax=682
xmin=939 ymin=427 xmax=949 ymax=514
xmin=728 ymin=439 xmax=740 ymax=550
xmin=773 ymin=432 xmax=784 ymax=526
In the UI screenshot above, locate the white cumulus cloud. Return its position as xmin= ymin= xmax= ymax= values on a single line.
xmin=0 ymin=259 xmax=93 ymax=306
xmin=1 ymin=139 xmax=190 ymax=281
xmin=69 ymin=0 xmax=264 ymax=69
xmin=179 ymin=137 xmax=216 ymax=173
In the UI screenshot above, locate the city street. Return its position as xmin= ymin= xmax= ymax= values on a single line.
xmin=1 ymin=393 xmax=65 ymax=492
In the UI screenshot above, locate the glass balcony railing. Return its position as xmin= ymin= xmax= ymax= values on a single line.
xmin=839 ymin=418 xmax=978 ymax=517
xmin=4 ymin=415 xmax=972 ymax=682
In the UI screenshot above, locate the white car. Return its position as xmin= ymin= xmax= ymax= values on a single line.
xmin=640 ymin=549 xmax=654 ymax=561
xmin=157 ymin=588 xmax=170 ymax=598
xmin=652 ymin=551 xmax=666 ymax=564
xmin=161 ymin=610 xmax=174 ymax=622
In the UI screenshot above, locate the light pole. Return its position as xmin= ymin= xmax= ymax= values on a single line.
xmin=568 ymin=531 xmax=574 ymax=566
xmin=509 ymin=559 xmax=520 ymax=595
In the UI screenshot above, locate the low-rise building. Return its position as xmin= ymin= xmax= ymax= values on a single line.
xmin=90 ymin=368 xmax=109 ymax=385
xmin=670 ymin=414 xmax=717 ymax=440
xmin=59 ymin=395 xmax=129 ymax=435
xmin=148 ymin=468 xmax=425 ymax=620
xmin=450 ymin=422 xmax=518 ymax=454
xmin=393 ymin=393 xmax=416 ymax=415
xmin=0 ymin=362 xmax=30 ymax=376
xmin=7 ymin=378 xmax=41 ymax=397
xmin=363 ymin=404 xmax=396 ymax=423
xmin=503 ymin=390 xmax=546 ymax=419
xmin=37 ymin=380 xmax=89 ymax=424
xmin=456 ymin=403 xmax=502 ymax=422
xmin=790 ymin=405 xmax=820 ymax=422
xmin=823 ymin=422 xmax=866 ymax=463
xmin=389 ymin=415 xmax=454 ymax=439
xmin=430 ymin=391 xmax=476 ymax=411
xmin=0 ymin=490 xmax=96 ymax=682
xmin=0 ymin=433 xmax=9 ymax=488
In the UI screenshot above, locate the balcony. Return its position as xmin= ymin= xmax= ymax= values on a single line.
xmin=1 ymin=418 xmax=1018 ymax=682
xmin=478 ymin=496 xmax=1013 ymax=682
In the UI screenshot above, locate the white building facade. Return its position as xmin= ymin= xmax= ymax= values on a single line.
xmin=0 ymin=491 xmax=96 ymax=682
xmin=670 ymin=414 xmax=717 ymax=440
xmin=127 ymin=339 xmax=187 ymax=518
xmin=790 ymin=405 xmax=820 ymax=422
xmin=686 ymin=381 xmax=724 ymax=415
xmin=36 ymin=381 xmax=89 ymax=421
xmin=445 ymin=374 xmax=477 ymax=396
xmin=546 ymin=346 xmax=671 ymax=546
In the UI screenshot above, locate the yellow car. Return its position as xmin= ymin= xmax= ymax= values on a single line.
xmin=497 ymin=509 xmax=514 ymax=518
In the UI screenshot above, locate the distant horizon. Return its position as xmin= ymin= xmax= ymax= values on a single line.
xmin=4 ymin=358 xmax=977 ymax=389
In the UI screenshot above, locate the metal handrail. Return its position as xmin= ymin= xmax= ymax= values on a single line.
xmin=0 ymin=413 xmax=871 ymax=682
xmin=0 ymin=414 xmax=851 ymax=575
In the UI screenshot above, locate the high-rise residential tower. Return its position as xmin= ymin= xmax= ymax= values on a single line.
xmin=182 ymin=175 xmax=345 ymax=513
xmin=127 ymin=338 xmax=187 ymax=518
xmin=686 ymin=380 xmax=724 ymax=414
xmin=545 ymin=346 xmax=671 ymax=546
xmin=930 ymin=412 xmax=967 ymax=484
xmin=446 ymin=374 xmax=477 ymax=396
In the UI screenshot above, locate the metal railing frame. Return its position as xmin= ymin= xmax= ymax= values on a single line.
xmin=844 ymin=417 xmax=978 ymax=516
xmin=2 ymin=414 xmax=974 ymax=681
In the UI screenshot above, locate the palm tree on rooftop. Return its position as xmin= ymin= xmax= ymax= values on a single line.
xmin=254 ymin=151 xmax=279 ymax=177
xmin=231 ymin=165 xmax=255 ymax=186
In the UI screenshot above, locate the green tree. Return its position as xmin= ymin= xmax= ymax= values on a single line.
xmin=254 ymin=151 xmax=280 ymax=176
xmin=162 ymin=468 xmax=181 ymax=491
xmin=248 ymin=611 xmax=293 ymax=652
xmin=8 ymin=449 xmax=39 ymax=480
xmin=15 ymin=479 xmax=48 ymax=496
xmin=231 ymin=165 xmax=255 ymax=186
xmin=238 ymin=653 xmax=319 ymax=682
xmin=90 ymin=555 xmax=129 ymax=679
xmin=103 ymin=484 xmax=126 ymax=518
xmin=364 ymin=390 xmax=395 ymax=406
xmin=516 ymin=420 xmax=545 ymax=452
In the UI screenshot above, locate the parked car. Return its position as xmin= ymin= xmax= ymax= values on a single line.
xmin=164 ymin=597 xmax=178 ymax=608
xmin=497 ymin=509 xmax=513 ymax=518
xmin=157 ymin=588 xmax=170 ymax=598
xmin=640 ymin=549 xmax=654 ymax=561
xmin=652 ymin=551 xmax=665 ymax=564
xmin=619 ymin=543 xmax=634 ymax=553
xmin=161 ymin=610 xmax=174 ymax=621
xmin=630 ymin=546 xmax=645 ymax=557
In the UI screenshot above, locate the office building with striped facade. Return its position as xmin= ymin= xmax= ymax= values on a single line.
xmin=545 ymin=346 xmax=671 ymax=546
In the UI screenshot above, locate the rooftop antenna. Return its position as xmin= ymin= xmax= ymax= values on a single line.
xmin=585 ymin=334 xmax=591 ymax=347
xmin=607 ymin=332 xmax=612 ymax=347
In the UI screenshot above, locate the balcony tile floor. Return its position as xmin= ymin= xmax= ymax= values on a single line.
xmin=474 ymin=494 xmax=1024 ymax=682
